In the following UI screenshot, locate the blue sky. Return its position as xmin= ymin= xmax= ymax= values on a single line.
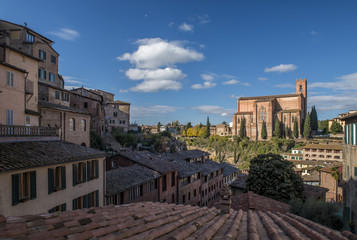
xmin=2 ymin=1 xmax=357 ymax=125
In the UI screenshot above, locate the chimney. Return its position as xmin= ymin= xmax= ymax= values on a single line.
xmin=220 ymin=184 xmax=232 ymax=214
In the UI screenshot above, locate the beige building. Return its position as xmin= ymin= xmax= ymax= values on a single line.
xmin=303 ymin=143 xmax=343 ymax=162
xmin=232 ymin=79 xmax=307 ymax=140
xmin=0 ymin=140 xmax=106 ymax=217
xmin=215 ymin=124 xmax=232 ymax=136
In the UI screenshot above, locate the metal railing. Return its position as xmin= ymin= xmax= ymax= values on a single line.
xmin=0 ymin=125 xmax=59 ymax=136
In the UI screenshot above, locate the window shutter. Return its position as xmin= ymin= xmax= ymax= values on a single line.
xmin=95 ymin=160 xmax=99 ymax=179
xmin=30 ymin=171 xmax=36 ymax=200
xmin=61 ymin=203 xmax=66 ymax=211
xmin=12 ymin=174 xmax=20 ymax=205
xmin=38 ymin=68 xmax=41 ymax=78
xmin=61 ymin=166 xmax=66 ymax=189
xmin=48 ymin=208 xmax=54 ymax=213
xmin=73 ymin=199 xmax=77 ymax=210
xmin=87 ymin=161 xmax=91 ymax=181
xmin=83 ymin=163 xmax=87 ymax=182
xmin=73 ymin=164 xmax=77 ymax=186
xmin=44 ymin=71 xmax=46 ymax=80
xmin=83 ymin=195 xmax=88 ymax=208
xmin=95 ymin=190 xmax=99 ymax=207
xmin=345 ymin=125 xmax=347 ymax=144
xmin=48 ymin=168 xmax=54 ymax=194
xmin=87 ymin=193 xmax=92 ymax=208
xmin=6 ymin=72 xmax=10 ymax=86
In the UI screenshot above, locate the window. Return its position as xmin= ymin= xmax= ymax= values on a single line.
xmin=12 ymin=171 xmax=36 ymax=205
xmin=354 ymin=167 xmax=357 ymax=178
xmin=300 ymin=85 xmax=302 ymax=92
xmin=55 ymin=91 xmax=60 ymax=99
xmin=73 ymin=160 xmax=99 ymax=186
xmin=194 ymin=189 xmax=197 ymax=197
xmin=188 ymin=192 xmax=191 ymax=201
xmin=72 ymin=190 xmax=99 ymax=210
xmin=48 ymin=203 xmax=66 ymax=213
xmin=26 ymin=32 xmax=34 ymax=42
xmin=147 ymin=179 xmax=158 ymax=192
xmin=49 ymin=73 xmax=56 ymax=82
xmin=113 ymin=112 xmax=118 ymax=117
xmin=6 ymin=72 xmax=14 ymax=87
xmin=48 ymin=166 xmax=66 ymax=194
xmin=162 ymin=175 xmax=167 ymax=192
xmin=69 ymin=118 xmax=75 ymax=131
xmin=81 ymin=119 xmax=86 ymax=131
xmin=38 ymin=69 xmax=46 ymax=79
xmin=113 ymin=105 xmax=118 ymax=109
xmin=171 ymin=172 xmax=175 ymax=187
xmin=61 ymin=92 xmax=69 ymax=101
xmin=182 ymin=195 xmax=186 ymax=204
xmin=6 ymin=109 xmax=13 ymax=125
xmin=129 ymin=185 xmax=142 ymax=201
xmin=89 ymin=160 xmax=99 ymax=180
xmin=25 ymin=116 xmax=30 ymax=125
xmin=84 ymin=102 xmax=88 ymax=108
xmin=172 ymin=194 xmax=175 ymax=203
xmin=39 ymin=50 xmax=46 ymax=60
xmin=51 ymin=55 xmax=56 ymax=64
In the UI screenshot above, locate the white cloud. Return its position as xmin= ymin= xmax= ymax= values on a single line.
xmin=179 ymin=22 xmax=194 ymax=32
xmin=258 ymin=77 xmax=268 ymax=81
xmin=197 ymin=14 xmax=210 ymax=24
xmin=265 ymin=64 xmax=297 ymax=73
xmin=191 ymin=81 xmax=216 ymax=89
xmin=274 ymin=83 xmax=295 ymax=88
xmin=311 ymin=30 xmax=317 ymax=35
xmin=201 ymin=73 xmax=215 ymax=81
xmin=126 ymin=68 xmax=186 ymax=81
xmin=64 ymin=85 xmax=77 ymax=90
xmin=48 ymin=28 xmax=80 ymax=41
xmin=230 ymin=94 xmax=241 ymax=99
xmin=191 ymin=105 xmax=236 ymax=117
xmin=168 ymin=22 xmax=174 ymax=27
xmin=223 ymin=79 xmax=239 ymax=85
xmin=130 ymin=79 xmax=182 ymax=92
xmin=131 ymin=105 xmax=181 ymax=117
xmin=309 ymin=94 xmax=357 ymax=112
xmin=118 ymin=38 xmax=204 ymax=69
xmin=63 ymin=76 xmax=84 ymax=85
xmin=119 ymin=89 xmax=128 ymax=93
xmin=310 ymin=72 xmax=357 ymax=91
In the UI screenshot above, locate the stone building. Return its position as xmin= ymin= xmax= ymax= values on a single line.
xmin=220 ymin=162 xmax=239 ymax=185
xmin=232 ymin=78 xmax=307 ymax=140
xmin=319 ymin=167 xmax=343 ymax=203
xmin=215 ymin=124 xmax=232 ymax=136
xmin=0 ymin=140 xmax=106 ymax=216
xmin=303 ymin=143 xmax=343 ymax=162
xmin=341 ymin=111 xmax=357 ymax=228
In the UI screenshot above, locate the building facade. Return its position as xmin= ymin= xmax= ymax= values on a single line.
xmin=303 ymin=143 xmax=343 ymax=162
xmin=232 ymin=78 xmax=307 ymax=140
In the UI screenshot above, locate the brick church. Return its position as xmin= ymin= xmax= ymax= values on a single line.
xmin=232 ymin=78 xmax=307 ymax=140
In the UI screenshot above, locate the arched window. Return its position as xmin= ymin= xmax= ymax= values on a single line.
xmin=238 ymin=118 xmax=240 ymax=124
xmin=258 ymin=106 xmax=267 ymax=121
xmin=69 ymin=118 xmax=75 ymax=131
xmin=81 ymin=119 xmax=86 ymax=131
xmin=300 ymin=85 xmax=302 ymax=92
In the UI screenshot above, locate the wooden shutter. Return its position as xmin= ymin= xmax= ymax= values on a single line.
xmin=48 ymin=168 xmax=54 ymax=194
xmin=61 ymin=203 xmax=66 ymax=211
xmin=30 ymin=171 xmax=36 ymax=199
xmin=95 ymin=160 xmax=99 ymax=179
xmin=82 ymin=163 xmax=87 ymax=182
xmin=87 ymin=161 xmax=91 ymax=181
xmin=73 ymin=164 xmax=77 ymax=186
xmin=83 ymin=194 xmax=88 ymax=208
xmin=61 ymin=166 xmax=66 ymax=189
xmin=12 ymin=174 xmax=20 ymax=205
xmin=73 ymin=199 xmax=77 ymax=210
xmin=95 ymin=190 xmax=99 ymax=207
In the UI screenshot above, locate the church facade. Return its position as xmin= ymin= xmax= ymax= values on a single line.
xmin=232 ymin=78 xmax=307 ymax=140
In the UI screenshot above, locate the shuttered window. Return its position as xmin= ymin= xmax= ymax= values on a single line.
xmin=48 ymin=166 xmax=66 ymax=194
xmin=48 ymin=203 xmax=66 ymax=213
xmin=72 ymin=190 xmax=99 ymax=210
xmin=73 ymin=160 xmax=99 ymax=186
xmin=6 ymin=110 xmax=13 ymax=125
xmin=12 ymin=171 xmax=36 ymax=205
xmin=6 ymin=72 xmax=14 ymax=87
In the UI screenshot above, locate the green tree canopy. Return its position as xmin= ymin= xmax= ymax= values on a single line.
xmin=239 ymin=117 xmax=246 ymax=138
xmin=199 ymin=126 xmax=207 ymax=138
xmin=274 ymin=118 xmax=282 ymax=138
xmin=293 ymin=119 xmax=299 ymax=139
xmin=319 ymin=120 xmax=329 ymax=134
xmin=261 ymin=120 xmax=267 ymax=139
xmin=303 ymin=112 xmax=311 ymax=139
xmin=246 ymin=153 xmax=304 ymax=203
xmin=285 ymin=126 xmax=291 ymax=139
xmin=205 ymin=116 xmax=211 ymax=138
xmin=310 ymin=106 xmax=318 ymax=131
xmin=330 ymin=121 xmax=343 ymax=134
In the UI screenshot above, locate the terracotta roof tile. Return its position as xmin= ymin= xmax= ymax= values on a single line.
xmin=0 ymin=201 xmax=354 ymax=239
xmin=220 ymin=162 xmax=239 ymax=177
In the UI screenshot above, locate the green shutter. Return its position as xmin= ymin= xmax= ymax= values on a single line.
xmin=61 ymin=166 xmax=66 ymax=189
xmin=61 ymin=203 xmax=66 ymax=212
xmin=95 ymin=190 xmax=99 ymax=207
xmin=38 ymin=69 xmax=41 ymax=79
xmin=12 ymin=174 xmax=20 ymax=205
xmin=73 ymin=199 xmax=77 ymax=210
xmin=30 ymin=171 xmax=36 ymax=199
xmin=44 ymin=71 xmax=46 ymax=80
xmin=83 ymin=195 xmax=88 ymax=208
xmin=87 ymin=161 xmax=91 ymax=181
xmin=95 ymin=160 xmax=99 ymax=179
xmin=48 ymin=208 xmax=54 ymax=213
xmin=48 ymin=168 xmax=54 ymax=194
xmin=73 ymin=164 xmax=77 ymax=186
xmin=83 ymin=163 xmax=87 ymax=182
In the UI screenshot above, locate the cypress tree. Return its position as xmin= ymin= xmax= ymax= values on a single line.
xmin=293 ymin=119 xmax=299 ymax=139
xmin=303 ymin=112 xmax=311 ymax=139
xmin=285 ymin=126 xmax=290 ymax=139
xmin=274 ymin=118 xmax=282 ymax=138
xmin=261 ymin=120 xmax=267 ymax=139
xmin=239 ymin=117 xmax=246 ymax=138
xmin=205 ymin=116 xmax=211 ymax=138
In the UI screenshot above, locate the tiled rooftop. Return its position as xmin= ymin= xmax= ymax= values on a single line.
xmin=38 ymin=100 xmax=91 ymax=115
xmin=220 ymin=162 xmax=239 ymax=177
xmin=239 ymin=93 xmax=300 ymax=100
xmin=303 ymin=143 xmax=343 ymax=150
xmin=230 ymin=173 xmax=248 ymax=190
xmin=192 ymin=159 xmax=222 ymax=176
xmin=106 ymin=165 xmax=160 ymax=196
xmin=0 ymin=141 xmax=106 ymax=173
xmin=175 ymin=149 xmax=210 ymax=160
xmin=118 ymin=151 xmax=177 ymax=174
xmin=0 ymin=201 xmax=355 ymax=239
xmin=163 ymin=153 xmax=202 ymax=178
xmin=303 ymin=184 xmax=329 ymax=200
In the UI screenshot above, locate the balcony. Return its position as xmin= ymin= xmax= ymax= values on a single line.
xmin=25 ymin=79 xmax=34 ymax=95
xmin=0 ymin=125 xmax=59 ymax=142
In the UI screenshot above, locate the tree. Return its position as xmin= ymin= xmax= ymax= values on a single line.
xmin=330 ymin=121 xmax=343 ymax=134
xmin=303 ymin=112 xmax=311 ymax=139
xmin=310 ymin=106 xmax=318 ymax=132
xmin=239 ymin=117 xmax=246 ymax=138
xmin=285 ymin=126 xmax=291 ymax=139
xmin=246 ymin=153 xmax=304 ymax=203
xmin=186 ymin=122 xmax=192 ymax=129
xmin=205 ymin=116 xmax=211 ymax=138
xmin=293 ymin=119 xmax=299 ymax=139
xmin=319 ymin=120 xmax=329 ymax=134
xmin=274 ymin=118 xmax=282 ymax=138
xmin=192 ymin=125 xmax=200 ymax=136
xmin=222 ymin=121 xmax=227 ymax=125
xmin=198 ymin=126 xmax=207 ymax=138
xmin=157 ymin=122 xmax=162 ymax=132
xmin=261 ymin=120 xmax=267 ymax=140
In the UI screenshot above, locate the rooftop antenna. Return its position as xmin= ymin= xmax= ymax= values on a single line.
xmin=24 ymin=22 xmax=27 ymax=27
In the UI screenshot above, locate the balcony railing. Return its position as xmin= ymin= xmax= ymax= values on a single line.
xmin=0 ymin=125 xmax=59 ymax=137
